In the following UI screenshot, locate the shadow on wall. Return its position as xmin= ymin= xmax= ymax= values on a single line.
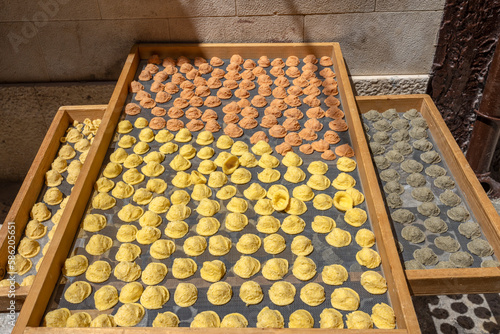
xmin=0 ymin=0 xmax=356 ymax=83
xmin=105 ymin=1 xmax=196 ymax=81
xmin=1 ymin=0 xmax=194 ymax=83
xmin=287 ymin=1 xmax=316 ymax=56
xmin=0 ymin=1 xmax=195 ymax=182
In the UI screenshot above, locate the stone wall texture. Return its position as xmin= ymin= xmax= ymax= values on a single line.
xmin=0 ymin=83 xmax=115 ymax=181
xmin=0 ymin=0 xmax=444 ymax=82
xmin=426 ymin=0 xmax=500 ymax=181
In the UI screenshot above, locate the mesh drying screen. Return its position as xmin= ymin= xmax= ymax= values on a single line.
xmin=10 ymin=121 xmax=97 ymax=284
xmin=44 ymin=58 xmax=393 ymax=328
xmin=362 ymin=111 xmax=497 ymax=269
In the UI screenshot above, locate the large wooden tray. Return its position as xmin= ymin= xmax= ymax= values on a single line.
xmin=0 ymin=105 xmax=107 ymax=311
xmin=13 ymin=43 xmax=419 ymax=333
xmin=355 ymin=94 xmax=500 ymax=296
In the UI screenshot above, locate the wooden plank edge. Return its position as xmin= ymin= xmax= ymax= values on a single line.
xmin=0 ymin=286 xmax=29 ymax=312
xmin=58 ymin=105 xmax=108 ymax=112
xmin=0 ymin=105 xmax=107 ymax=300
xmin=63 ymin=105 xmax=108 ymax=123
xmin=333 ymin=47 xmax=419 ymax=333
xmin=355 ymin=95 xmax=426 ymax=117
xmin=354 ymin=94 xmax=500 ymax=295
xmin=406 ymin=267 xmax=500 ymax=295
xmin=355 ymin=94 xmax=429 ymax=102
xmin=0 ymin=108 xmax=68 ymax=280
xmin=12 ymin=51 xmax=140 ymax=334
xmin=421 ymin=95 xmax=500 ymax=258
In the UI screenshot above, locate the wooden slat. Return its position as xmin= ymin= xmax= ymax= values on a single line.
xmin=0 ymin=286 xmax=29 ymax=311
xmin=334 ymin=52 xmax=419 ymax=333
xmin=355 ymin=94 xmax=500 ymax=295
xmin=0 ymin=109 xmax=68 ymax=279
xmin=14 ymin=44 xmax=416 ymax=333
xmin=406 ymin=267 xmax=500 ymax=295
xmin=0 ymin=105 xmax=107 ymax=307
xmin=12 ymin=51 xmax=138 ymax=333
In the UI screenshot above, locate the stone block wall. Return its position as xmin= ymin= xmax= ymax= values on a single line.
xmin=0 ymin=0 xmax=445 ymax=181
xmin=0 ymin=0 xmax=444 ymax=82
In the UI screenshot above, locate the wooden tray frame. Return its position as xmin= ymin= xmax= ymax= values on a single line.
xmin=0 ymin=105 xmax=107 ymax=311
xmin=13 ymin=44 xmax=419 ymax=334
xmin=355 ymin=94 xmax=500 ymax=296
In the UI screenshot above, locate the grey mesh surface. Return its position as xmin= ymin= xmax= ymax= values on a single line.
xmin=11 ymin=123 xmax=88 ymax=284
xmin=44 ymin=58 xmax=393 ymax=328
xmin=362 ymin=111 xmax=496 ymax=269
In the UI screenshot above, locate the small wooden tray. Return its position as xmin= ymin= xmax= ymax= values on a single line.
xmin=355 ymin=94 xmax=500 ymax=296
xmin=13 ymin=44 xmax=419 ymax=333
xmin=0 ymin=105 xmax=107 ymax=311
